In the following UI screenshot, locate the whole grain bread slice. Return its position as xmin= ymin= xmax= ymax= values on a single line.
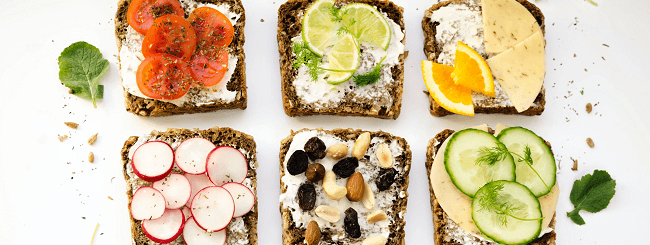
xmin=121 ymin=127 xmax=258 ymax=245
xmin=279 ymin=128 xmax=412 ymax=244
xmin=421 ymin=0 xmax=546 ymax=117
xmin=115 ymin=0 xmax=247 ymax=117
xmin=425 ymin=128 xmax=556 ymax=245
xmin=277 ymin=0 xmax=406 ymax=119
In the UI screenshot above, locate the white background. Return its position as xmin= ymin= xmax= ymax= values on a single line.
xmin=0 ymin=0 xmax=649 ymax=244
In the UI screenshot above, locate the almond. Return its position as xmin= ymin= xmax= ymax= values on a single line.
xmin=346 ymin=172 xmax=365 ymax=202
xmin=304 ymin=221 xmax=321 ymax=245
xmin=327 ymin=143 xmax=349 ymax=159
xmin=315 ymin=205 xmax=341 ymax=223
xmin=351 ymin=132 xmax=370 ymax=159
xmin=323 ymin=171 xmax=347 ymax=200
xmin=361 ymin=182 xmax=375 ymax=210
xmin=366 ymin=210 xmax=388 ymax=224
xmin=376 ymin=143 xmax=393 ymax=168
xmin=362 ymin=236 xmax=388 ymax=245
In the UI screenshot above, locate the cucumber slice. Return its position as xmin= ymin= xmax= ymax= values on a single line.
xmin=497 ymin=127 xmax=556 ymax=197
xmin=472 ymin=181 xmax=542 ymax=245
xmin=444 ymin=129 xmax=515 ymax=197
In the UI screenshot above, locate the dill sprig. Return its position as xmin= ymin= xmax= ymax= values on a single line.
xmin=477 ymin=182 xmax=544 ymax=227
xmin=353 ymin=56 xmax=386 ymax=86
xmin=475 ymin=144 xmax=552 ymax=193
xmin=292 ymin=41 xmax=323 ymax=81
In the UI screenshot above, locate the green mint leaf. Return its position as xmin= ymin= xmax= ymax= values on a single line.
xmin=567 ymin=169 xmax=616 ymax=225
xmin=58 ymin=41 xmax=108 ymax=108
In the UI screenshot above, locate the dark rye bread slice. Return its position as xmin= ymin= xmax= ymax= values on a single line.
xmin=279 ymin=128 xmax=412 ymax=244
xmin=115 ymin=0 xmax=247 ymax=117
xmin=421 ymin=0 xmax=546 ymax=117
xmin=120 ymin=127 xmax=258 ymax=245
xmin=277 ymin=0 xmax=406 ymax=119
xmin=425 ymin=128 xmax=556 ymax=245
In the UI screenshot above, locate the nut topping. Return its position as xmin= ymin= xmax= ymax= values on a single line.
xmin=366 ymin=210 xmax=388 ymax=224
xmin=361 ymin=182 xmax=375 ymax=210
xmin=305 ymin=163 xmax=325 ymax=182
xmin=351 ymin=132 xmax=371 ymax=159
xmin=304 ymin=221 xmax=321 ymax=245
xmin=327 ymin=143 xmax=349 ymax=159
xmin=345 ymin=172 xmax=365 ymax=202
xmin=322 ymin=171 xmax=347 ymax=200
xmin=315 ymin=205 xmax=341 ymax=223
xmin=376 ymin=143 xmax=393 ymax=168
xmin=362 ymin=236 xmax=388 ymax=245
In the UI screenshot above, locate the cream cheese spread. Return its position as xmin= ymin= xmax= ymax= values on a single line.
xmin=291 ymin=11 xmax=405 ymax=109
xmin=119 ymin=1 xmax=241 ymax=107
xmin=279 ymin=130 xmax=406 ymax=244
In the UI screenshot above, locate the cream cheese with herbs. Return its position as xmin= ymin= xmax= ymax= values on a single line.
xmin=292 ymin=12 xmax=404 ymax=109
xmin=119 ymin=2 xmax=240 ymax=107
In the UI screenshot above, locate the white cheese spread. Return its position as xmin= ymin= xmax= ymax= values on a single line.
xmin=291 ymin=12 xmax=405 ymax=109
xmin=119 ymin=1 xmax=241 ymax=106
xmin=280 ymin=130 xmax=406 ymax=244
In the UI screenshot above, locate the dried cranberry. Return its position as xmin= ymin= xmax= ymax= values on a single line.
xmin=304 ymin=137 xmax=326 ymax=160
xmin=344 ymin=207 xmax=361 ymax=238
xmin=377 ymin=168 xmax=397 ymax=191
xmin=332 ymin=157 xmax=358 ymax=178
xmin=297 ymin=183 xmax=316 ymax=211
xmin=287 ymin=150 xmax=309 ymax=175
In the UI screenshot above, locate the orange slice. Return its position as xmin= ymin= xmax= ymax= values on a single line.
xmin=451 ymin=42 xmax=495 ymax=97
xmin=422 ymin=60 xmax=474 ymax=116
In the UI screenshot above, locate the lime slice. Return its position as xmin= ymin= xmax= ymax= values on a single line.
xmin=302 ymin=0 xmax=340 ymax=56
xmin=325 ymin=33 xmax=359 ymax=84
xmin=339 ymin=3 xmax=391 ymax=50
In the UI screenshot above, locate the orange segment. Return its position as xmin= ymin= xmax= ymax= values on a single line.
xmin=451 ymin=42 xmax=495 ymax=97
xmin=422 ymin=60 xmax=474 ymax=117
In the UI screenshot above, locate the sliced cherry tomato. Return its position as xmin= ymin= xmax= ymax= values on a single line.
xmin=142 ymin=15 xmax=197 ymax=60
xmin=188 ymin=7 xmax=235 ymax=48
xmin=136 ymin=54 xmax=192 ymax=100
xmin=190 ymin=48 xmax=229 ymax=87
xmin=127 ymin=0 xmax=184 ymax=35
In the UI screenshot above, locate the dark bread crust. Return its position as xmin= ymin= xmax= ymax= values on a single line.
xmin=425 ymin=128 xmax=556 ymax=245
xmin=421 ymin=0 xmax=546 ymax=117
xmin=279 ymin=128 xmax=412 ymax=244
xmin=277 ymin=0 xmax=406 ymax=119
xmin=121 ymin=127 xmax=258 ymax=245
xmin=115 ymin=0 xmax=247 ymax=117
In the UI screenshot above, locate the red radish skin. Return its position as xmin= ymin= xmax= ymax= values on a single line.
xmin=190 ymin=186 xmax=234 ymax=232
xmin=131 ymin=186 xmax=166 ymax=221
xmin=142 ymin=208 xmax=185 ymax=243
xmin=152 ymin=173 xmax=192 ymax=209
xmin=206 ymin=146 xmax=248 ymax=186
xmin=175 ymin=138 xmax=216 ymax=174
xmin=181 ymin=206 xmax=191 ymax=221
xmin=184 ymin=173 xmax=215 ymax=208
xmin=132 ymin=141 xmax=174 ymax=182
xmin=222 ymin=182 xmax=255 ymax=218
xmin=183 ymin=217 xmax=227 ymax=245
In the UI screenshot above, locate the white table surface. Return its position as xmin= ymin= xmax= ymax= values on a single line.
xmin=1 ymin=0 xmax=649 ymax=244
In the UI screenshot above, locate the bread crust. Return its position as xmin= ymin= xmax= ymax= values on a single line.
xmin=279 ymin=128 xmax=412 ymax=244
xmin=277 ymin=0 xmax=406 ymax=119
xmin=421 ymin=0 xmax=546 ymax=117
xmin=425 ymin=128 xmax=556 ymax=245
xmin=121 ymin=127 xmax=258 ymax=245
xmin=115 ymin=0 xmax=247 ymax=117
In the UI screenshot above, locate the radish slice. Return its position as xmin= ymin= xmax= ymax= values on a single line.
xmin=184 ymin=173 xmax=215 ymax=208
xmin=181 ymin=206 xmax=191 ymax=221
xmin=175 ymin=138 xmax=216 ymax=174
xmin=132 ymin=141 xmax=174 ymax=182
xmin=222 ymin=182 xmax=255 ymax=218
xmin=206 ymin=146 xmax=248 ymax=186
xmin=152 ymin=173 xmax=192 ymax=209
xmin=183 ymin=217 xmax=227 ymax=245
xmin=142 ymin=208 xmax=185 ymax=243
xmin=190 ymin=186 xmax=234 ymax=232
xmin=131 ymin=186 xmax=166 ymax=221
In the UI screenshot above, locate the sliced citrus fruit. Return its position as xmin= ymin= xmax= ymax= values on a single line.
xmin=339 ymin=3 xmax=391 ymax=50
xmin=325 ymin=33 xmax=360 ymax=84
xmin=422 ymin=60 xmax=474 ymax=116
xmin=302 ymin=0 xmax=340 ymax=56
xmin=451 ymin=41 xmax=495 ymax=97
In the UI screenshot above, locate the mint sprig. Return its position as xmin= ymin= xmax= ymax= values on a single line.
xmin=567 ymin=169 xmax=616 ymax=225
xmin=58 ymin=41 xmax=108 ymax=108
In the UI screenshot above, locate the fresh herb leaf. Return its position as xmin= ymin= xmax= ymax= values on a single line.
xmin=329 ymin=5 xmax=343 ymax=22
xmin=292 ymin=41 xmax=323 ymax=81
xmin=580 ymin=90 xmax=584 ymax=95
xmin=586 ymin=0 xmax=598 ymax=6
xmin=476 ymin=144 xmax=551 ymax=193
xmin=58 ymin=41 xmax=108 ymax=108
xmin=477 ymin=182 xmax=542 ymax=227
xmin=353 ymin=56 xmax=386 ymax=86
xmin=567 ymin=169 xmax=616 ymax=225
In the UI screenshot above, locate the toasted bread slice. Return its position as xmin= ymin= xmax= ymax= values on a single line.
xmin=277 ymin=0 xmax=406 ymax=119
xmin=279 ymin=128 xmax=411 ymax=244
xmin=421 ymin=0 xmax=546 ymax=117
xmin=121 ymin=127 xmax=258 ymax=244
xmin=425 ymin=128 xmax=556 ymax=245
xmin=115 ymin=0 xmax=247 ymax=117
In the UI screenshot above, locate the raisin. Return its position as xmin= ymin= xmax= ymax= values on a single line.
xmin=332 ymin=157 xmax=358 ymax=178
xmin=344 ymin=207 xmax=361 ymax=238
xmin=305 ymin=163 xmax=325 ymax=182
xmin=297 ymin=183 xmax=316 ymax=211
xmin=287 ymin=150 xmax=309 ymax=175
xmin=376 ymin=168 xmax=397 ymax=191
xmin=304 ymin=137 xmax=327 ymax=160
